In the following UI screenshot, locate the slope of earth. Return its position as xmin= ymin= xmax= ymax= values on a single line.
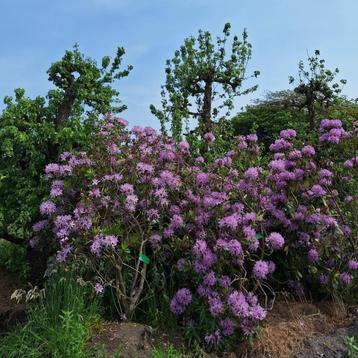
xmin=244 ymin=300 xmax=358 ymax=358
xmin=88 ymin=300 xmax=358 ymax=358
xmin=88 ymin=321 xmax=187 ymax=357
xmin=1 ymin=265 xmax=356 ymax=358
xmin=294 ymin=318 xmax=358 ymax=358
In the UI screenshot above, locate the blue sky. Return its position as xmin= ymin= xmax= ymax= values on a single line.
xmin=0 ymin=0 xmax=357 ymax=129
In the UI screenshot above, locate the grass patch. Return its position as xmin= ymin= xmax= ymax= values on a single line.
xmin=151 ymin=345 xmax=186 ymax=358
xmin=0 ymin=266 xmax=99 ymax=358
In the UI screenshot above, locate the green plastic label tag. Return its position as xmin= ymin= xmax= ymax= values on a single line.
xmin=139 ymin=254 xmax=150 ymax=264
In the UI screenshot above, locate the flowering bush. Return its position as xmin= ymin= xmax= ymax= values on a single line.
xmin=32 ymin=114 xmax=193 ymax=319
xmin=260 ymin=120 xmax=357 ymax=295
xmin=33 ymin=115 xmax=357 ymax=349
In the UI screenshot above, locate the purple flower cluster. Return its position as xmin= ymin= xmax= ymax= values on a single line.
xmin=90 ymin=234 xmax=119 ymax=255
xmin=50 ymin=180 xmax=64 ymax=197
xmin=227 ymin=291 xmax=266 ymax=334
xmin=170 ymin=288 xmax=192 ymax=315
xmin=280 ymin=129 xmax=296 ymax=139
xmin=40 ymin=201 xmax=56 ymax=216
xmin=266 ymin=232 xmax=285 ymax=250
xmin=308 ymin=184 xmax=326 ymax=198
xmin=94 ymin=282 xmax=104 ymax=294
xmin=203 ymin=132 xmax=215 ymax=142
xmin=252 ymin=260 xmax=269 ymax=279
xmin=319 ymin=119 xmax=348 ymax=144
xmin=301 ymin=145 xmax=315 ymax=156
xmin=244 ymin=167 xmax=261 ymax=180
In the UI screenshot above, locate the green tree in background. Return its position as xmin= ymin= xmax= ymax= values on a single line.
xmin=232 ymin=90 xmax=308 ymax=150
xmin=150 ymin=23 xmax=259 ymax=146
xmin=289 ymin=49 xmax=347 ymax=130
xmin=232 ymin=90 xmax=358 ymax=151
xmin=0 ymin=45 xmax=132 ymax=250
xmin=232 ymin=51 xmax=357 ymax=150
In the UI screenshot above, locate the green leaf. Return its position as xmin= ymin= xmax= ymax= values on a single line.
xmin=255 ymin=233 xmax=263 ymax=240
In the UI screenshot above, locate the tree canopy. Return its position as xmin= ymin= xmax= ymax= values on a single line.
xmin=289 ymin=49 xmax=347 ymax=130
xmin=150 ymin=23 xmax=259 ymax=146
xmin=0 ymin=45 xmax=132 ymax=246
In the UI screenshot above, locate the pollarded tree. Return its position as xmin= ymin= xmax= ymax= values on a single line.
xmin=289 ymin=50 xmax=347 ymax=130
xmin=47 ymin=44 xmax=132 ymax=129
xmin=150 ymin=23 xmax=259 ymax=145
xmin=0 ymin=45 xmax=132 ymax=250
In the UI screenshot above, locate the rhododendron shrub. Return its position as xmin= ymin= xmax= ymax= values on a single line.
xmin=259 ymin=120 xmax=357 ymax=296
xmin=34 ymin=115 xmax=357 ymax=348
xmin=168 ymin=122 xmax=357 ymax=347
xmin=32 ymin=115 xmax=192 ymax=318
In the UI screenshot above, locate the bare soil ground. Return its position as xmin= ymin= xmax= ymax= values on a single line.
xmin=243 ymin=300 xmax=357 ymax=358
xmin=88 ymin=321 xmax=187 ymax=357
xmin=88 ymin=300 xmax=358 ymax=358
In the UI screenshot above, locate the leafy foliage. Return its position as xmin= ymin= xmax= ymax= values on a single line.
xmin=232 ymin=91 xmax=358 ymax=151
xmin=0 ymin=45 xmax=132 ymax=248
xmin=232 ymin=91 xmax=309 ymax=150
xmin=289 ymin=49 xmax=347 ymax=130
xmin=150 ymin=23 xmax=259 ymax=144
xmin=346 ymin=336 xmax=358 ymax=358
xmin=0 ymin=239 xmax=28 ymax=278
